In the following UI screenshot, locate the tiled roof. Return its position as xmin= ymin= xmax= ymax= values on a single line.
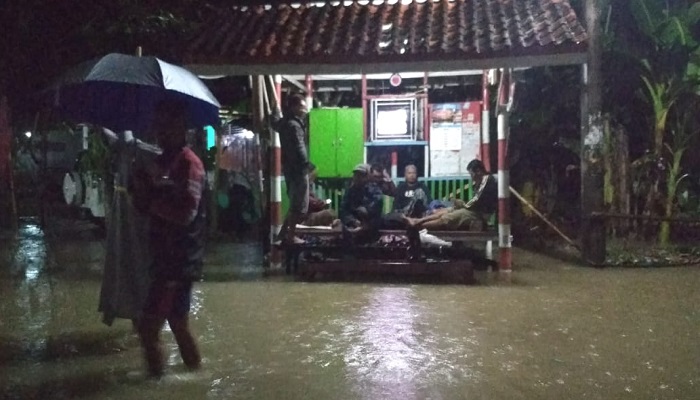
xmin=186 ymin=0 xmax=587 ymax=72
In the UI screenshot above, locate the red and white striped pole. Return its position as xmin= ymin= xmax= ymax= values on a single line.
xmin=305 ymin=75 xmax=313 ymax=111
xmin=275 ymin=75 xmax=282 ymax=106
xmin=481 ymin=70 xmax=491 ymax=172
xmin=497 ymin=69 xmax=513 ymax=273
xmin=270 ymin=75 xmax=283 ymax=270
xmin=361 ymin=74 xmax=368 ymax=163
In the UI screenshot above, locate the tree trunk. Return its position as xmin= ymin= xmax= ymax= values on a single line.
xmin=580 ymin=0 xmax=607 ymax=266
xmin=659 ymin=148 xmax=684 ymax=246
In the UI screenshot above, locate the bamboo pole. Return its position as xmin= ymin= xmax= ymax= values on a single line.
xmin=509 ymin=185 xmax=580 ymax=250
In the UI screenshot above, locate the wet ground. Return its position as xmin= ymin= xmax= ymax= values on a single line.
xmin=1 ymin=219 xmax=699 ymax=400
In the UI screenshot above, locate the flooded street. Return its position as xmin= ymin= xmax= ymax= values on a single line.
xmin=1 ymin=219 xmax=699 ymax=399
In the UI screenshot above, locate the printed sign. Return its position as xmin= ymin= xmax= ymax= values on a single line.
xmin=429 ymin=102 xmax=482 ymax=177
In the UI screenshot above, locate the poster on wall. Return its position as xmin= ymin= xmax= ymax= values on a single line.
xmin=460 ymin=102 xmax=482 ymax=172
xmin=429 ymin=102 xmax=482 ymax=177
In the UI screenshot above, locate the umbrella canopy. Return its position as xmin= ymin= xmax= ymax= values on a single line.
xmin=50 ymin=53 xmax=221 ymax=136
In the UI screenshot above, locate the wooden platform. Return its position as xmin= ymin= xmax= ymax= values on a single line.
xmin=282 ymin=227 xmax=500 ymax=283
xmin=298 ymin=258 xmax=476 ymax=284
xmin=295 ymin=227 xmax=499 ymax=242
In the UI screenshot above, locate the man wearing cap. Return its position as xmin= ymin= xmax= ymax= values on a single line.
xmin=339 ymin=163 xmax=384 ymax=239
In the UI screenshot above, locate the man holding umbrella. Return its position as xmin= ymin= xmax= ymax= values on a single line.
xmin=132 ymin=99 xmax=206 ymax=378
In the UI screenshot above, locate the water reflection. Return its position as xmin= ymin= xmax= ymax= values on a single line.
xmin=15 ymin=220 xmax=47 ymax=282
xmin=1 ymin=221 xmax=699 ymax=399
xmin=343 ymin=287 xmax=478 ymax=399
xmin=17 ymin=224 xmax=46 ymax=282
xmin=12 ymin=220 xmax=53 ymax=362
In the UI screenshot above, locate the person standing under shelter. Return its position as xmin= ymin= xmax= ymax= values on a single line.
xmin=275 ymin=94 xmax=310 ymax=245
xmin=131 ymin=99 xmax=205 ymax=378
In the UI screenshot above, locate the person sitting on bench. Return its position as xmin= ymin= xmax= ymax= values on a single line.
xmin=300 ymin=163 xmax=340 ymax=228
xmin=340 ymin=164 xmax=383 ymax=241
xmin=369 ymin=163 xmax=397 ymax=197
xmin=382 ymin=164 xmax=432 ymax=229
xmin=405 ymin=159 xmax=496 ymax=231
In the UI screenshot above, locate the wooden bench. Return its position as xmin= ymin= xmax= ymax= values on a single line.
xmin=282 ymin=227 xmax=499 ymax=283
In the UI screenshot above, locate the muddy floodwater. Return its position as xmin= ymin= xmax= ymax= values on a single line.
xmin=1 ymin=219 xmax=699 ymax=399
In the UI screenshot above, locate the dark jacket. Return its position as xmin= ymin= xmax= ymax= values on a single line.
xmin=276 ymin=115 xmax=310 ymax=177
xmin=340 ymin=182 xmax=384 ymax=227
xmin=465 ymin=174 xmax=497 ymax=216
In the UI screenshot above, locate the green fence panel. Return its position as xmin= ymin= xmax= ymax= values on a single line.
xmin=279 ymin=176 xmax=477 ymax=217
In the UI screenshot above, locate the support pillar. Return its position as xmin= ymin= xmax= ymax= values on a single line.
xmin=272 ymin=73 xmax=283 ymax=242
xmin=269 ymin=76 xmax=283 ymax=270
xmin=361 ymin=74 xmax=368 ymax=163
xmin=275 ymin=75 xmax=282 ymax=105
xmin=253 ymin=76 xmax=277 ymax=269
xmin=305 ymin=75 xmax=313 ymax=110
xmin=497 ymin=69 xmax=513 ymax=273
xmin=481 ymin=71 xmax=491 ymax=172
xmin=423 ymin=72 xmax=430 ymax=176
xmin=270 ymin=131 xmax=283 ymax=268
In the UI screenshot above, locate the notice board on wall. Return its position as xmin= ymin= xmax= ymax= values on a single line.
xmin=429 ymin=102 xmax=482 ymax=177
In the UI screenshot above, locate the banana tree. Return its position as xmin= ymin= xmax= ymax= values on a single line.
xmin=629 ymin=0 xmax=700 ymax=242
xmin=639 ymin=66 xmax=686 ymax=158
xmin=631 ymin=0 xmax=700 ymax=156
xmin=659 ymin=125 xmax=691 ymax=246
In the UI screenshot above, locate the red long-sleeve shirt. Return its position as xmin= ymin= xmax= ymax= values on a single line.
xmin=149 ymin=146 xmax=205 ymax=226
xmin=147 ymin=146 xmax=206 ymax=282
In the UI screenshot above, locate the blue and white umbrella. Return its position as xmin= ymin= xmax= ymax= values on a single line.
xmin=50 ymin=53 xmax=221 ymax=136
